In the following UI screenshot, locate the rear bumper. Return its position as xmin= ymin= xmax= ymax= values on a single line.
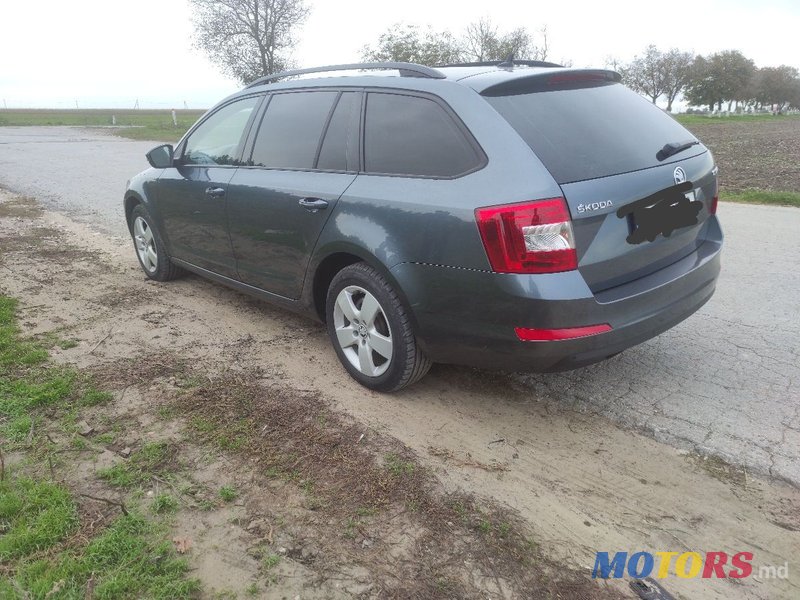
xmin=391 ymin=218 xmax=722 ymax=372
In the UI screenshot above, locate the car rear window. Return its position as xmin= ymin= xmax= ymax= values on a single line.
xmin=486 ymin=83 xmax=702 ymax=184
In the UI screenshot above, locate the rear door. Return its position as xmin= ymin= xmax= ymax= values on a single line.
xmin=226 ymin=90 xmax=361 ymax=298
xmin=486 ymin=80 xmax=717 ymax=292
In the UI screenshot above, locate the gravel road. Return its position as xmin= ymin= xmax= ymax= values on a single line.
xmin=1 ymin=126 xmax=798 ymax=485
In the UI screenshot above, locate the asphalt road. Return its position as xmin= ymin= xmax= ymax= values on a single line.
xmin=1 ymin=126 xmax=798 ymax=485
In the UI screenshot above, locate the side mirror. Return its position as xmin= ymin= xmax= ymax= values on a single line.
xmin=146 ymin=144 xmax=174 ymax=169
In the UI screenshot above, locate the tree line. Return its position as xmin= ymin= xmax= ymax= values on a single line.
xmin=359 ymin=20 xmax=551 ymax=66
xmin=618 ymin=46 xmax=800 ymax=113
xmin=187 ymin=0 xmax=799 ymax=113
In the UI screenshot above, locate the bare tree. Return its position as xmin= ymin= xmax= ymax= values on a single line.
xmin=622 ymin=45 xmax=667 ymax=104
xmin=361 ymin=20 xmax=554 ymax=68
xmin=661 ymin=49 xmax=695 ymax=112
xmin=463 ymin=18 xmax=499 ymax=62
xmin=361 ymin=24 xmax=463 ymax=66
xmin=189 ymin=0 xmax=310 ymax=84
xmin=462 ymin=19 xmax=548 ymax=62
xmin=604 ymin=55 xmax=623 ymax=71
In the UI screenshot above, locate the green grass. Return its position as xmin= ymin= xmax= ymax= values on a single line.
xmin=151 ymin=493 xmax=180 ymax=515
xmin=262 ymin=554 xmax=281 ymax=570
xmin=0 ymin=296 xmax=117 ymax=445
xmin=57 ymin=338 xmax=79 ymax=350
xmin=0 ymin=478 xmax=78 ymax=561
xmin=219 ymin=485 xmax=238 ymax=502
xmin=0 ymin=294 xmax=199 ymax=596
xmin=675 ymin=112 xmax=800 ymax=126
xmin=720 ymin=189 xmax=800 ymax=208
xmin=0 ymin=109 xmax=206 ymax=143
xmin=385 ymin=453 xmax=415 ymax=477
xmin=0 ymin=296 xmax=77 ymax=444
xmin=0 ymin=478 xmax=199 ymax=599
xmin=99 ymin=442 xmax=174 ymax=489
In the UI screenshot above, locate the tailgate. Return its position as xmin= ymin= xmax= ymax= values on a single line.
xmin=561 ymin=151 xmax=717 ymax=292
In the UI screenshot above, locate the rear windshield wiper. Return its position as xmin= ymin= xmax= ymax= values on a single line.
xmin=656 ymin=140 xmax=700 ymax=162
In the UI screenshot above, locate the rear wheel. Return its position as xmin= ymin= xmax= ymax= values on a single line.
xmin=326 ymin=263 xmax=431 ymax=392
xmin=129 ymin=204 xmax=183 ymax=281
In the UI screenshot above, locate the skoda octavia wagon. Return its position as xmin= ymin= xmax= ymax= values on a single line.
xmin=124 ymin=60 xmax=722 ymax=391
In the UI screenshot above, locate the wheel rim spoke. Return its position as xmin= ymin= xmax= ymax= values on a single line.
xmin=368 ymin=330 xmax=392 ymax=360
xmin=358 ymin=341 xmax=377 ymax=376
xmin=336 ymin=325 xmax=357 ymax=349
xmin=359 ymin=293 xmax=380 ymax=327
xmin=134 ymin=217 xmax=145 ymax=237
xmin=336 ymin=291 xmax=359 ymax=322
xmin=146 ymin=247 xmax=158 ymax=269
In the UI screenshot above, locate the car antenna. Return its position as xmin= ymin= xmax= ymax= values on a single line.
xmin=497 ymin=53 xmax=515 ymax=68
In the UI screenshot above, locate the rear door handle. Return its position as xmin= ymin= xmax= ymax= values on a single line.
xmin=298 ymin=197 xmax=329 ymax=212
xmin=205 ymin=187 xmax=226 ymax=198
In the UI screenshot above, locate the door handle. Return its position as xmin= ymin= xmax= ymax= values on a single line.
xmin=298 ymin=197 xmax=329 ymax=212
xmin=205 ymin=187 xmax=226 ymax=198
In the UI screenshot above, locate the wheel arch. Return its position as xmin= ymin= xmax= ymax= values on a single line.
xmin=124 ymin=192 xmax=144 ymax=232
xmin=307 ymin=244 xmax=418 ymax=332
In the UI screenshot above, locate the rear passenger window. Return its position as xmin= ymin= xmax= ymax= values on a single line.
xmin=317 ymin=92 xmax=359 ymax=171
xmin=364 ymin=93 xmax=482 ymax=177
xmin=250 ymin=91 xmax=337 ymax=169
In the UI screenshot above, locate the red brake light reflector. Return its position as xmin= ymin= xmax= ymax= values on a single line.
xmin=475 ymin=198 xmax=577 ymax=274
xmin=515 ymin=324 xmax=612 ymax=342
xmin=548 ymin=73 xmax=609 ymax=85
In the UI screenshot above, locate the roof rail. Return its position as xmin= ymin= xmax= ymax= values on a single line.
xmin=436 ymin=59 xmax=564 ymax=69
xmin=245 ymin=62 xmax=446 ymax=88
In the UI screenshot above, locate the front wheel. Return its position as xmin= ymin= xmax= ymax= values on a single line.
xmin=326 ymin=263 xmax=431 ymax=392
xmin=129 ymin=204 xmax=183 ymax=281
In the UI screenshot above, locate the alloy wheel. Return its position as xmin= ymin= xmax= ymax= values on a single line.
xmin=133 ymin=216 xmax=158 ymax=273
xmin=332 ymin=285 xmax=393 ymax=377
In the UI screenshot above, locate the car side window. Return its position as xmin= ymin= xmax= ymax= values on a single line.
xmin=183 ymin=96 xmax=259 ymax=166
xmin=317 ymin=91 xmax=360 ymax=172
xmin=364 ymin=92 xmax=482 ymax=178
xmin=250 ymin=91 xmax=338 ymax=170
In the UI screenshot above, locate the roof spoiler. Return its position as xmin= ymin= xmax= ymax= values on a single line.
xmin=480 ymin=69 xmax=621 ymax=97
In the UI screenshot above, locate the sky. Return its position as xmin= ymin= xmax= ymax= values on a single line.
xmin=1 ymin=0 xmax=798 ymax=109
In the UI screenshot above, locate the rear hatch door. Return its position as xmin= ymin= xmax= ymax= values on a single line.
xmin=485 ymin=75 xmax=717 ymax=292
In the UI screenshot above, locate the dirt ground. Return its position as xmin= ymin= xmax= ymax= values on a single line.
xmin=1 ymin=189 xmax=799 ymax=599
xmin=685 ymin=118 xmax=800 ymax=193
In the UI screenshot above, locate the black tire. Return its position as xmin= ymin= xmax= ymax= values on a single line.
xmin=326 ymin=263 xmax=432 ymax=392
xmin=129 ymin=204 xmax=184 ymax=282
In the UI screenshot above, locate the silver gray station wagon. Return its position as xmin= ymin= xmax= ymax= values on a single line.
xmin=124 ymin=59 xmax=723 ymax=391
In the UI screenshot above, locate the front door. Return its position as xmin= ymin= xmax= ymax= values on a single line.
xmin=156 ymin=95 xmax=261 ymax=277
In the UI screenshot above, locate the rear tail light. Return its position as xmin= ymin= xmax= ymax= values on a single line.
xmin=475 ymin=198 xmax=577 ymax=274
